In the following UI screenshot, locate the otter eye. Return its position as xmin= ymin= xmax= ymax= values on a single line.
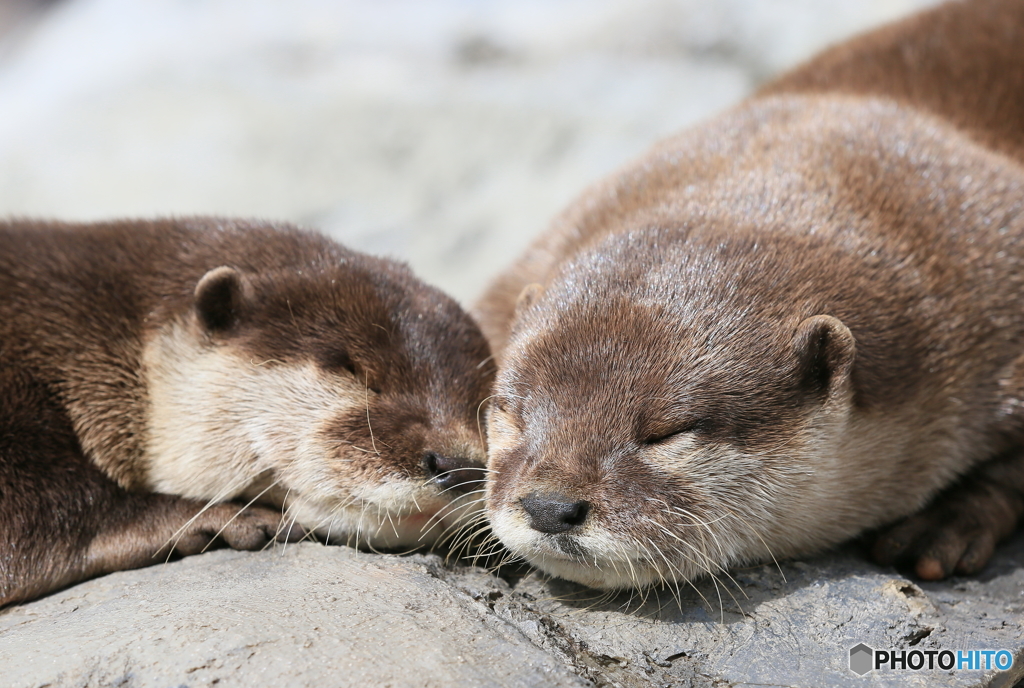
xmin=488 ymin=399 xmax=522 ymax=434
xmin=645 ymin=431 xmax=683 ymax=445
xmin=322 ymin=351 xmax=380 ymax=392
xmin=644 ymin=420 xmax=708 ymax=445
xmin=322 ymin=351 xmax=359 ymax=377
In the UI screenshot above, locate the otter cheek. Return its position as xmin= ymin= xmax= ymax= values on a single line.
xmin=488 ymin=503 xmax=541 ymax=560
xmin=483 ymin=456 xmax=534 ymax=552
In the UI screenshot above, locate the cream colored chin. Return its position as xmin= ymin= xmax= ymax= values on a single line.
xmin=520 ymin=551 xmax=662 ymax=590
xmin=491 ymin=509 xmax=676 ymax=590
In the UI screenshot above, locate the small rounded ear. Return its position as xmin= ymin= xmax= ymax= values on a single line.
xmin=514 ymin=283 xmax=544 ymax=318
xmin=794 ymin=315 xmax=856 ymax=400
xmin=194 ymin=266 xmax=250 ymax=333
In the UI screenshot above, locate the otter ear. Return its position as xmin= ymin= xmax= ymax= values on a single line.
xmin=514 ymin=283 xmax=544 ymax=318
xmin=194 ymin=266 xmax=250 ymax=333
xmin=794 ymin=315 xmax=856 ymax=401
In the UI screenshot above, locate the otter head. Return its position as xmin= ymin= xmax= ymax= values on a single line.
xmin=144 ymin=251 xmax=493 ymax=550
xmin=486 ymin=227 xmax=918 ymax=589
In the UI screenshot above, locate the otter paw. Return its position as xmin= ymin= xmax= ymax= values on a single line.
xmin=871 ymin=477 xmax=1020 ymax=580
xmin=170 ymin=503 xmax=306 ymax=556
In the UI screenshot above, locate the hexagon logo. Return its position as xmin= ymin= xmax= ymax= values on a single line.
xmin=849 ymin=643 xmax=874 ymax=675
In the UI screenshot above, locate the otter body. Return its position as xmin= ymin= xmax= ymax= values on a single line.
xmin=1 ymin=218 xmax=492 ymax=605
xmin=477 ymin=0 xmax=1024 ymax=589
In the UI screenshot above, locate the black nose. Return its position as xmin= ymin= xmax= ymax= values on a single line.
xmin=520 ymin=493 xmax=590 ymax=534
xmin=422 ymin=451 xmax=486 ymax=494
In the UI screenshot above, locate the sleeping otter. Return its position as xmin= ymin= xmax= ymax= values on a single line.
xmin=475 ymin=0 xmax=1024 ymax=589
xmin=1 ymin=217 xmax=493 ymax=605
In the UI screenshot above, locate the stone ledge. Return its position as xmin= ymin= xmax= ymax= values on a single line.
xmin=2 ymin=534 xmax=1020 ymax=687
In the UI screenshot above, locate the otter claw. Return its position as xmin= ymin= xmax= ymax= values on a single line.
xmin=274 ymin=520 xmax=308 ymax=543
xmin=871 ymin=468 xmax=1023 ymax=580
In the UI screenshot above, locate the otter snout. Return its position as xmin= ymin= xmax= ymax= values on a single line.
xmin=520 ymin=493 xmax=590 ymax=534
xmin=422 ymin=451 xmax=486 ymax=494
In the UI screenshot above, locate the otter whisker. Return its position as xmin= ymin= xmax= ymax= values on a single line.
xmin=631 ymin=540 xmax=657 ymax=610
xmin=467 ymin=534 xmax=503 ymax=567
xmin=672 ymin=505 xmax=729 ymax=564
xmin=448 ymin=512 xmax=491 ymax=547
xmin=301 ymin=508 xmax=346 ymax=545
xmin=200 ymin=478 xmax=283 ymax=554
xmin=484 ymin=545 xmax=524 ymax=574
xmin=471 ymin=535 xmax=507 ymax=560
xmin=162 ymin=477 xmax=251 ymax=560
xmin=249 ymin=358 xmax=285 ymax=367
xmin=372 ymin=502 xmax=386 ymax=539
xmin=364 ymin=371 xmax=380 ymax=456
xmin=645 ymin=536 xmax=686 ymax=613
xmin=325 ymin=515 xmax=337 ymax=545
xmin=435 ymin=479 xmax=489 ymax=498
xmin=272 ymin=488 xmax=295 ymax=546
xmin=429 ymin=497 xmax=485 ymax=537
xmin=720 ymin=505 xmax=787 ymax=583
xmin=280 ymin=501 xmax=302 ymax=554
xmin=641 ymin=513 xmax=743 ymax=597
xmin=418 ymin=491 xmax=486 ymax=535
xmin=384 ymin=509 xmax=400 ymax=540
xmin=443 ymin=521 xmax=493 ymax=563
xmin=476 ymin=393 xmax=499 ymax=441
xmin=430 ymin=507 xmax=485 ymax=556
xmin=638 ymin=516 xmax=722 ymax=613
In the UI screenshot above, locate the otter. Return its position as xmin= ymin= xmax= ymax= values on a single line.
xmin=475 ymin=0 xmax=1024 ymax=590
xmin=1 ymin=217 xmax=493 ymax=606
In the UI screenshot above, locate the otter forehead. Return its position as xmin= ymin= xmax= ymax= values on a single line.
xmin=505 ymin=230 xmax=807 ymax=383
xmin=225 ymin=256 xmax=493 ymax=413
xmin=506 ymin=217 xmax=941 ymax=419
xmin=499 ymin=292 xmax=807 ymax=458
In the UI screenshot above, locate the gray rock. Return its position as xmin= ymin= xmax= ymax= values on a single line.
xmin=0 ymin=545 xmax=587 ymax=688
xmin=487 ymin=531 xmax=1024 ymax=688
xmin=2 ymin=535 xmax=1021 ymax=687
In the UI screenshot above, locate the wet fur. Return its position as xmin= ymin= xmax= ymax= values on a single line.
xmin=1 ymin=218 xmax=493 ymax=605
xmin=476 ymin=0 xmax=1024 ymax=588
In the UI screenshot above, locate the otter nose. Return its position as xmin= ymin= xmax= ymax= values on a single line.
xmin=520 ymin=493 xmax=590 ymax=534
xmin=422 ymin=451 xmax=485 ymax=494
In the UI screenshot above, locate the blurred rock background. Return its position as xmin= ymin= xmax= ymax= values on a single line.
xmin=0 ymin=0 xmax=938 ymax=304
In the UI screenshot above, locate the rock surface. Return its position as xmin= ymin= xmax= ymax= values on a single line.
xmin=0 ymin=546 xmax=587 ymax=688
xmin=2 ymin=1 xmax=1022 ymax=687
xmin=2 ymin=534 xmax=1022 ymax=687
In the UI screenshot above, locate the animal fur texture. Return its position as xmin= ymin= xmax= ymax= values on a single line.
xmin=475 ymin=0 xmax=1024 ymax=589
xmin=0 ymin=218 xmax=493 ymax=605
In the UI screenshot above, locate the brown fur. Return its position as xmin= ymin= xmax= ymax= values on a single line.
xmin=475 ymin=0 xmax=1024 ymax=588
xmin=1 ymin=218 xmax=493 ymax=606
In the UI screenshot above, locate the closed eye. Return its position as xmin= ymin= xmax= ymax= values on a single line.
xmin=321 ymin=352 xmax=381 ymax=392
xmin=644 ymin=420 xmax=709 ymax=445
xmin=320 ymin=350 xmax=355 ymax=374
xmin=488 ymin=399 xmax=523 ymax=433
